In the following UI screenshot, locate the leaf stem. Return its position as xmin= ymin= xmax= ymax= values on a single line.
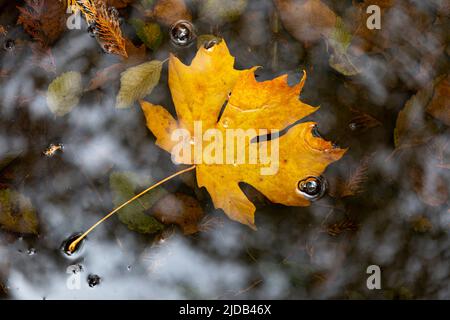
xmin=68 ymin=165 xmax=196 ymax=253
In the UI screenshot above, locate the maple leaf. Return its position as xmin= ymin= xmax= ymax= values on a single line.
xmin=140 ymin=40 xmax=346 ymax=228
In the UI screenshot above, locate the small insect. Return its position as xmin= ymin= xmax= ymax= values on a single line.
xmin=43 ymin=143 xmax=64 ymax=157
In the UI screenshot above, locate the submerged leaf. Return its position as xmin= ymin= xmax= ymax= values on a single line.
xmin=152 ymin=193 xmax=204 ymax=235
xmin=426 ymin=75 xmax=450 ymax=126
xmin=17 ymin=0 xmax=67 ymax=47
xmin=130 ymin=19 xmax=163 ymax=51
xmin=394 ymin=84 xmax=436 ymax=148
xmin=150 ymin=0 xmax=192 ymax=26
xmin=116 ymin=60 xmax=162 ymax=109
xmin=0 ymin=189 xmax=38 ymax=234
xmin=47 ymin=71 xmax=83 ymax=116
xmin=327 ymin=18 xmax=359 ymax=76
xmin=197 ymin=0 xmax=248 ymax=24
xmin=110 ymin=171 xmax=166 ymax=234
xmin=274 ymin=0 xmax=336 ymax=43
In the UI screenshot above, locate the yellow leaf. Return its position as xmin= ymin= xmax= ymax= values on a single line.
xmin=141 ymin=40 xmax=346 ymax=228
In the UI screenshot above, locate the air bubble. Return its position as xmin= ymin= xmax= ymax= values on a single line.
xmin=87 ymin=274 xmax=101 ymax=287
xmin=296 ymin=176 xmax=327 ymax=201
xmin=3 ymin=39 xmax=15 ymax=51
xmin=87 ymin=22 xmax=98 ymax=38
xmin=170 ymin=20 xmax=196 ymax=47
xmin=108 ymin=7 xmax=119 ymax=19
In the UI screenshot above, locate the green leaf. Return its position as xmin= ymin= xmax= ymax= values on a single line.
xmin=0 ymin=189 xmax=38 ymax=234
xmin=116 ymin=60 xmax=163 ymax=109
xmin=109 ymin=171 xmax=166 ymax=234
xmin=47 ymin=71 xmax=83 ymax=116
xmin=130 ymin=19 xmax=163 ymax=51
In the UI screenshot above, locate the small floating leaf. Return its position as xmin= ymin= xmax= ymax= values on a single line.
xmin=116 ymin=60 xmax=162 ymax=109
xmin=110 ymin=171 xmax=166 ymax=234
xmin=47 ymin=71 xmax=83 ymax=116
xmin=0 ymin=189 xmax=38 ymax=234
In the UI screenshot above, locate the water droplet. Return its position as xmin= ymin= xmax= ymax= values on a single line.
xmin=87 ymin=274 xmax=101 ymax=287
xmin=348 ymin=122 xmax=359 ymax=131
xmin=108 ymin=7 xmax=119 ymax=19
xmin=296 ymin=176 xmax=327 ymax=201
xmin=221 ymin=118 xmax=230 ymax=128
xmin=27 ymin=248 xmax=36 ymax=256
xmin=3 ymin=39 xmax=15 ymax=51
xmin=61 ymin=232 xmax=85 ymax=257
xmin=87 ymin=22 xmax=98 ymax=38
xmin=102 ymin=44 xmax=113 ymax=54
xmin=170 ymin=20 xmax=196 ymax=47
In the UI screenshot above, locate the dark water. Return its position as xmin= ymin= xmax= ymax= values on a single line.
xmin=0 ymin=0 xmax=449 ymax=299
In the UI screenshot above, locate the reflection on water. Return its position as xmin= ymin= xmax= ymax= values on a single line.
xmin=0 ymin=0 xmax=449 ymax=299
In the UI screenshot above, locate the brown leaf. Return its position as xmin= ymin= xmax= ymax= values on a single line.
xmin=426 ymin=75 xmax=450 ymax=126
xmin=394 ymin=83 xmax=436 ymax=149
xmin=409 ymin=165 xmax=448 ymax=207
xmin=410 ymin=216 xmax=432 ymax=233
xmin=152 ymin=193 xmax=204 ymax=235
xmin=348 ymin=107 xmax=382 ymax=133
xmin=329 ymin=155 xmax=371 ymax=198
xmin=274 ymin=0 xmax=337 ymax=43
xmin=325 ymin=218 xmax=359 ymax=237
xmin=107 ymin=0 xmax=134 ymax=8
xmin=17 ymin=0 xmax=67 ymax=47
xmin=149 ymin=0 xmax=192 ymax=26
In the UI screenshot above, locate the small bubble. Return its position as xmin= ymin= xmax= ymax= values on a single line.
xmin=87 ymin=22 xmax=98 ymax=38
xmin=348 ymin=122 xmax=359 ymax=131
xmin=170 ymin=20 xmax=196 ymax=47
xmin=108 ymin=7 xmax=119 ymax=19
xmin=87 ymin=274 xmax=101 ymax=288
xmin=296 ymin=176 xmax=327 ymax=201
xmin=221 ymin=117 xmax=230 ymax=128
xmin=3 ymin=39 xmax=15 ymax=51
xmin=102 ymin=43 xmax=113 ymax=54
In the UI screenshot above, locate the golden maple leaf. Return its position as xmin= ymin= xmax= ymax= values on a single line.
xmin=140 ymin=40 xmax=346 ymax=228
